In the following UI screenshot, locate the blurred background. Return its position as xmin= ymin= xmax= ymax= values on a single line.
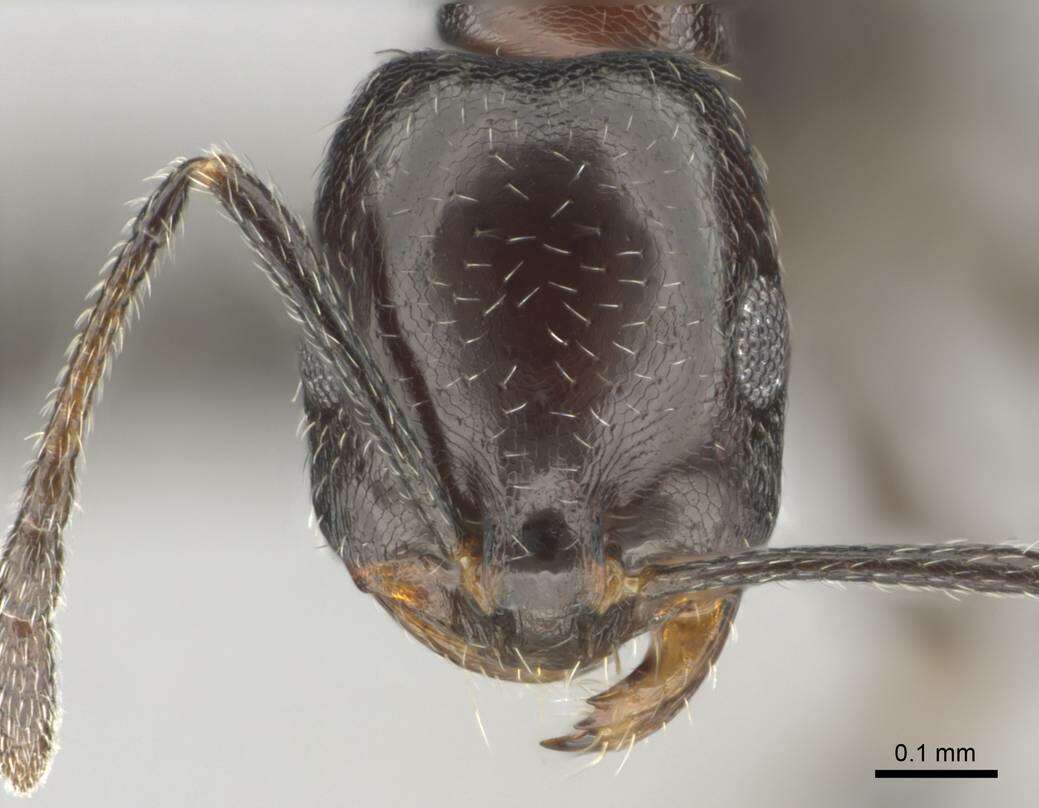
xmin=1 ymin=1 xmax=1036 ymax=805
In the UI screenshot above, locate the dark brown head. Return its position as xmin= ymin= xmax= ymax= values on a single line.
xmin=301 ymin=9 xmax=786 ymax=680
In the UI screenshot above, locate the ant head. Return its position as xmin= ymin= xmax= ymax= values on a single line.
xmin=301 ymin=48 xmax=787 ymax=676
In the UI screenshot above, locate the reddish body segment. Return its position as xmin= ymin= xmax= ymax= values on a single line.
xmin=439 ymin=2 xmax=729 ymax=62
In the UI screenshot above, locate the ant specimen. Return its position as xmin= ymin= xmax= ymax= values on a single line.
xmin=2 ymin=1 xmax=1035 ymax=795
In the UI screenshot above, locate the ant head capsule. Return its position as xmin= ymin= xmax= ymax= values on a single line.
xmin=303 ymin=13 xmax=786 ymax=679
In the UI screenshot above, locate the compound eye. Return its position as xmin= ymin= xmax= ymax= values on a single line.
xmin=735 ymin=276 xmax=789 ymax=409
xmin=299 ymin=347 xmax=342 ymax=411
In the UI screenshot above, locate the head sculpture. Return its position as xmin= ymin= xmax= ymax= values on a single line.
xmin=305 ymin=10 xmax=785 ymax=732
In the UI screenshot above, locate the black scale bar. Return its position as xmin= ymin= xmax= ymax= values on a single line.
xmin=875 ymin=770 xmax=998 ymax=779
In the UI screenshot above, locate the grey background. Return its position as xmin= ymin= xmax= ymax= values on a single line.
xmin=1 ymin=2 xmax=1037 ymax=805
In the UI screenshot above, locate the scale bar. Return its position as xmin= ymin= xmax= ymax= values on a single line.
xmin=875 ymin=769 xmax=998 ymax=779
